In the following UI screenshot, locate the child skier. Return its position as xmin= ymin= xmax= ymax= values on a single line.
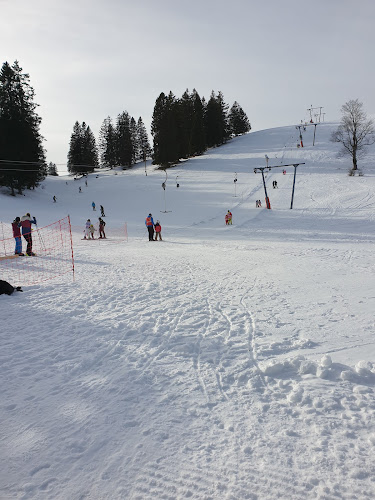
xmin=226 ymin=210 xmax=232 ymax=225
xmin=89 ymin=224 xmax=96 ymax=239
xmin=154 ymin=220 xmax=162 ymax=240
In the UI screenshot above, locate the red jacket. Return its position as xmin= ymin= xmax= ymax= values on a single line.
xmin=12 ymin=221 xmax=21 ymax=237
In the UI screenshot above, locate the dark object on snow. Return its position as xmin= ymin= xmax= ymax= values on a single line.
xmin=0 ymin=280 xmax=23 ymax=295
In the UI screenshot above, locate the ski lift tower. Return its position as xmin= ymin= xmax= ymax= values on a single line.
xmin=160 ymin=170 xmax=172 ymax=213
xmin=254 ymin=162 xmax=305 ymax=209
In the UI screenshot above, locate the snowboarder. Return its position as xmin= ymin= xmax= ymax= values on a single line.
xmin=100 ymin=205 xmax=105 ymax=217
xmin=92 ymin=202 xmax=96 ymax=211
xmin=98 ymin=218 xmax=106 ymax=239
xmin=145 ymin=213 xmax=154 ymax=241
xmin=53 ymin=195 xmax=57 ymax=202
xmin=19 ymin=213 xmax=37 ymax=256
xmin=154 ymin=220 xmax=162 ymax=241
xmin=12 ymin=217 xmax=24 ymax=255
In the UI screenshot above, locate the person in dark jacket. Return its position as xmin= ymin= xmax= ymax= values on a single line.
xmin=0 ymin=280 xmax=23 ymax=295
xmin=145 ymin=213 xmax=154 ymax=241
xmin=12 ymin=217 xmax=24 ymax=255
xmin=98 ymin=217 xmax=106 ymax=239
xmin=19 ymin=213 xmax=37 ymax=256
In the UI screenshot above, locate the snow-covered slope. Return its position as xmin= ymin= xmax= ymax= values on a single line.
xmin=1 ymin=123 xmax=375 ymax=499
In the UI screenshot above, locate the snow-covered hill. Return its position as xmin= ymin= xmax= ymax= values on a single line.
xmin=1 ymin=123 xmax=375 ymax=499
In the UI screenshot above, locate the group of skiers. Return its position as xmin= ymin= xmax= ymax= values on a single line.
xmin=225 ymin=210 xmax=232 ymax=225
xmin=83 ymin=217 xmax=106 ymax=239
xmin=145 ymin=214 xmax=162 ymax=241
xmin=11 ymin=213 xmax=37 ymax=256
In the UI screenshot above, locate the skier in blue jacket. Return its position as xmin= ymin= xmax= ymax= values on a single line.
xmin=145 ymin=213 xmax=154 ymax=241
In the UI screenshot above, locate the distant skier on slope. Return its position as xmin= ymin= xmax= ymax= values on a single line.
xmin=145 ymin=213 xmax=154 ymax=241
xmin=225 ymin=210 xmax=232 ymax=225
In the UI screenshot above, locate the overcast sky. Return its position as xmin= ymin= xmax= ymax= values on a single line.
xmin=2 ymin=0 xmax=375 ymax=167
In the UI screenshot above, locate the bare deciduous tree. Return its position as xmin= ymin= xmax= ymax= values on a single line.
xmin=331 ymin=99 xmax=375 ymax=172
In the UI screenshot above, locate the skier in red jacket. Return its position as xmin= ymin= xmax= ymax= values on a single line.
xmin=19 ymin=213 xmax=37 ymax=256
xmin=12 ymin=217 xmax=24 ymax=255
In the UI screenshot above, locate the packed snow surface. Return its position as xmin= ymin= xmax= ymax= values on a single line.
xmin=1 ymin=123 xmax=375 ymax=499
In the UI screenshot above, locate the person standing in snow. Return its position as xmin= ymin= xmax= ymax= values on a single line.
xmin=154 ymin=220 xmax=162 ymax=241
xmin=12 ymin=217 xmax=23 ymax=255
xmin=145 ymin=213 xmax=154 ymax=241
xmin=84 ymin=219 xmax=91 ymax=239
xmin=89 ymin=223 xmax=96 ymax=239
xmin=100 ymin=205 xmax=105 ymax=217
xmin=98 ymin=217 xmax=106 ymax=239
xmin=92 ymin=201 xmax=96 ymax=211
xmin=19 ymin=213 xmax=37 ymax=256
xmin=226 ymin=210 xmax=232 ymax=225
xmin=53 ymin=195 xmax=57 ymax=202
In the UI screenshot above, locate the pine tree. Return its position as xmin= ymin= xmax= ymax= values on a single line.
xmin=177 ymin=89 xmax=195 ymax=158
xmin=0 ymin=61 xmax=46 ymax=195
xmin=67 ymin=121 xmax=97 ymax=175
xmin=228 ymin=101 xmax=251 ymax=136
xmin=116 ymin=111 xmax=133 ymax=168
xmin=204 ymin=91 xmax=229 ymax=148
xmin=137 ymin=117 xmax=152 ymax=165
xmin=130 ymin=117 xmax=138 ymax=165
xmin=99 ymin=116 xmax=117 ymax=168
xmin=151 ymin=91 xmax=179 ymax=166
xmin=47 ymin=162 xmax=58 ymax=176
xmin=190 ymin=89 xmax=206 ymax=155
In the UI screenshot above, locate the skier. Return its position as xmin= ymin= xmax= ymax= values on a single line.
xmin=79 ymin=186 xmax=82 ymax=193
xmin=19 ymin=213 xmax=37 ymax=256
xmin=84 ymin=219 xmax=91 ymax=239
xmin=154 ymin=220 xmax=162 ymax=241
xmin=145 ymin=213 xmax=154 ymax=241
xmin=100 ymin=205 xmax=105 ymax=217
xmin=227 ymin=210 xmax=232 ymax=225
xmin=53 ymin=195 xmax=57 ymax=202
xmin=12 ymin=216 xmax=24 ymax=255
xmin=98 ymin=217 xmax=106 ymax=239
xmin=92 ymin=201 xmax=96 ymax=211
xmin=89 ymin=224 xmax=96 ymax=239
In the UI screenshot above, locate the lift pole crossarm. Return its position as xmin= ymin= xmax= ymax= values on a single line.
xmin=254 ymin=162 xmax=305 ymax=173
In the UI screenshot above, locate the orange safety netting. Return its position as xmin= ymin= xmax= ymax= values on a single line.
xmin=0 ymin=216 xmax=74 ymax=286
